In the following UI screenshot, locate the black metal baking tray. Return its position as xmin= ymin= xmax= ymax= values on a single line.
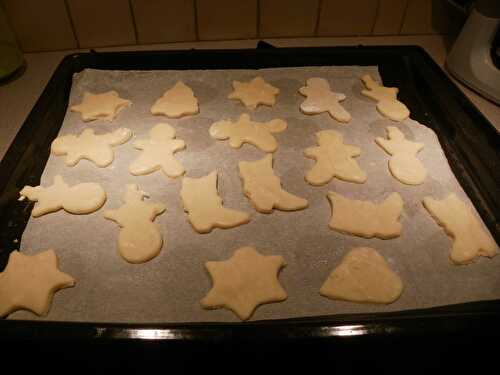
xmin=0 ymin=42 xmax=499 ymax=342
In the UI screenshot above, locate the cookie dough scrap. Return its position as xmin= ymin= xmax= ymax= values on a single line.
xmin=20 ymin=175 xmax=106 ymax=217
xmin=228 ymin=76 xmax=279 ymax=109
xmin=129 ymin=123 xmax=186 ymax=178
xmin=180 ymin=171 xmax=250 ymax=233
xmin=320 ymin=247 xmax=403 ymax=304
xmin=70 ymin=91 xmax=131 ymax=122
xmin=201 ymin=246 xmax=287 ymax=320
xmin=0 ymin=249 xmax=75 ymax=317
xmin=51 ymin=128 xmax=132 ymax=168
xmin=209 ymin=113 xmax=287 ymax=153
xmin=423 ymin=194 xmax=498 ymax=265
xmin=304 ymin=130 xmax=367 ymax=186
xmin=239 ymin=154 xmax=308 ymax=213
xmin=328 ymin=192 xmax=403 ymax=239
xmin=361 ymin=74 xmax=410 ymax=122
xmin=151 ymin=81 xmax=199 ymax=118
xmin=375 ymin=126 xmax=426 ymax=185
xmin=299 ymin=77 xmax=351 ymax=123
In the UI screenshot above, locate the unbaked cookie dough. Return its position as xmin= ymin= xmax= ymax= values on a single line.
xmin=129 ymin=123 xmax=186 ymax=178
xmin=304 ymin=130 xmax=367 ymax=186
xmin=209 ymin=113 xmax=287 ymax=153
xmin=299 ymin=78 xmax=351 ymax=123
xmin=70 ymin=91 xmax=131 ymax=122
xmin=20 ymin=175 xmax=106 ymax=217
xmin=51 ymin=128 xmax=132 ymax=168
xmin=361 ymin=74 xmax=410 ymax=122
xmin=104 ymin=184 xmax=166 ymax=264
xmin=239 ymin=154 xmax=308 ymax=213
xmin=228 ymin=76 xmax=279 ymax=109
xmin=0 ymin=249 xmax=75 ymax=317
xmin=328 ymin=192 xmax=403 ymax=239
xmin=201 ymin=246 xmax=287 ymax=320
xmin=423 ymin=194 xmax=498 ymax=265
xmin=375 ymin=126 xmax=426 ymax=185
xmin=151 ymin=81 xmax=199 ymax=118
xmin=320 ymin=247 xmax=403 ymax=304
xmin=180 ymin=171 xmax=250 ymax=233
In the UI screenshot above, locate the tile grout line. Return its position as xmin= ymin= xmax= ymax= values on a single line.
xmin=128 ymin=0 xmax=139 ymax=45
xmin=371 ymin=0 xmax=381 ymax=35
xmin=63 ymin=0 xmax=80 ymax=49
xmin=314 ymin=0 xmax=323 ymax=36
xmin=399 ymin=0 xmax=410 ymax=35
xmin=193 ymin=0 xmax=200 ymax=41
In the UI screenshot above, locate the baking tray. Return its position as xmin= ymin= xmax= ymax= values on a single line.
xmin=0 ymin=42 xmax=499 ymax=341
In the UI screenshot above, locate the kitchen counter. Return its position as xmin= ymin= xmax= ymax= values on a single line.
xmin=0 ymin=35 xmax=498 ymax=160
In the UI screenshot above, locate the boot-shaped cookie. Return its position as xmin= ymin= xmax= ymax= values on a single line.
xmin=181 ymin=171 xmax=250 ymax=233
xmin=239 ymin=154 xmax=308 ymax=213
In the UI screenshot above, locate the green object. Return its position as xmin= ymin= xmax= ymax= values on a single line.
xmin=0 ymin=1 xmax=23 ymax=79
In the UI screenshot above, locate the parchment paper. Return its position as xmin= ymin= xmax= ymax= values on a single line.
xmin=10 ymin=66 xmax=500 ymax=322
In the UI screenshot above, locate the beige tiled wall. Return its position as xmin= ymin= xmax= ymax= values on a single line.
xmin=3 ymin=0 xmax=458 ymax=52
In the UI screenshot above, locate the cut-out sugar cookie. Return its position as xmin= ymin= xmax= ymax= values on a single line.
xmin=320 ymin=247 xmax=403 ymax=304
xmin=201 ymin=246 xmax=287 ymax=321
xmin=151 ymin=81 xmax=199 ymax=118
xmin=70 ymin=91 xmax=131 ymax=122
xmin=180 ymin=171 xmax=250 ymax=234
xmin=423 ymin=194 xmax=498 ymax=265
xmin=375 ymin=126 xmax=426 ymax=185
xmin=51 ymin=128 xmax=132 ymax=168
xmin=0 ymin=249 xmax=75 ymax=317
xmin=228 ymin=76 xmax=279 ymax=109
xmin=209 ymin=113 xmax=287 ymax=153
xmin=20 ymin=175 xmax=106 ymax=217
xmin=239 ymin=154 xmax=308 ymax=213
xmin=299 ymin=78 xmax=351 ymax=123
xmin=129 ymin=123 xmax=186 ymax=178
xmin=328 ymin=192 xmax=403 ymax=239
xmin=361 ymin=74 xmax=410 ymax=122
xmin=304 ymin=130 xmax=366 ymax=186
xmin=104 ymin=184 xmax=166 ymax=264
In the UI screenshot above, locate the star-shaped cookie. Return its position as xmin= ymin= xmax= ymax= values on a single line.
xmin=0 ymin=249 xmax=75 ymax=317
xmin=228 ymin=77 xmax=279 ymax=109
xmin=201 ymin=246 xmax=287 ymax=320
xmin=70 ymin=91 xmax=131 ymax=122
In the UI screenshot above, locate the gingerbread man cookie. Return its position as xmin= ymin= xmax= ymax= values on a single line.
xmin=151 ymin=81 xmax=199 ymax=118
xmin=51 ymin=128 xmax=132 ymax=168
xmin=239 ymin=154 xmax=308 ymax=213
xmin=70 ymin=91 xmax=131 ymax=122
xmin=299 ymin=78 xmax=351 ymax=123
xmin=423 ymin=194 xmax=498 ymax=265
xmin=328 ymin=192 xmax=404 ymax=239
xmin=209 ymin=114 xmax=287 ymax=153
xmin=129 ymin=123 xmax=186 ymax=178
xmin=361 ymin=74 xmax=410 ymax=122
xmin=180 ymin=171 xmax=250 ymax=233
xmin=375 ymin=126 xmax=426 ymax=185
xmin=304 ymin=130 xmax=366 ymax=186
xmin=20 ymin=175 xmax=106 ymax=217
xmin=104 ymin=185 xmax=166 ymax=264
xmin=228 ymin=77 xmax=279 ymax=109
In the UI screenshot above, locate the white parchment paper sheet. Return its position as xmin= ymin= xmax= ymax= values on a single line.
xmin=11 ymin=66 xmax=500 ymax=322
